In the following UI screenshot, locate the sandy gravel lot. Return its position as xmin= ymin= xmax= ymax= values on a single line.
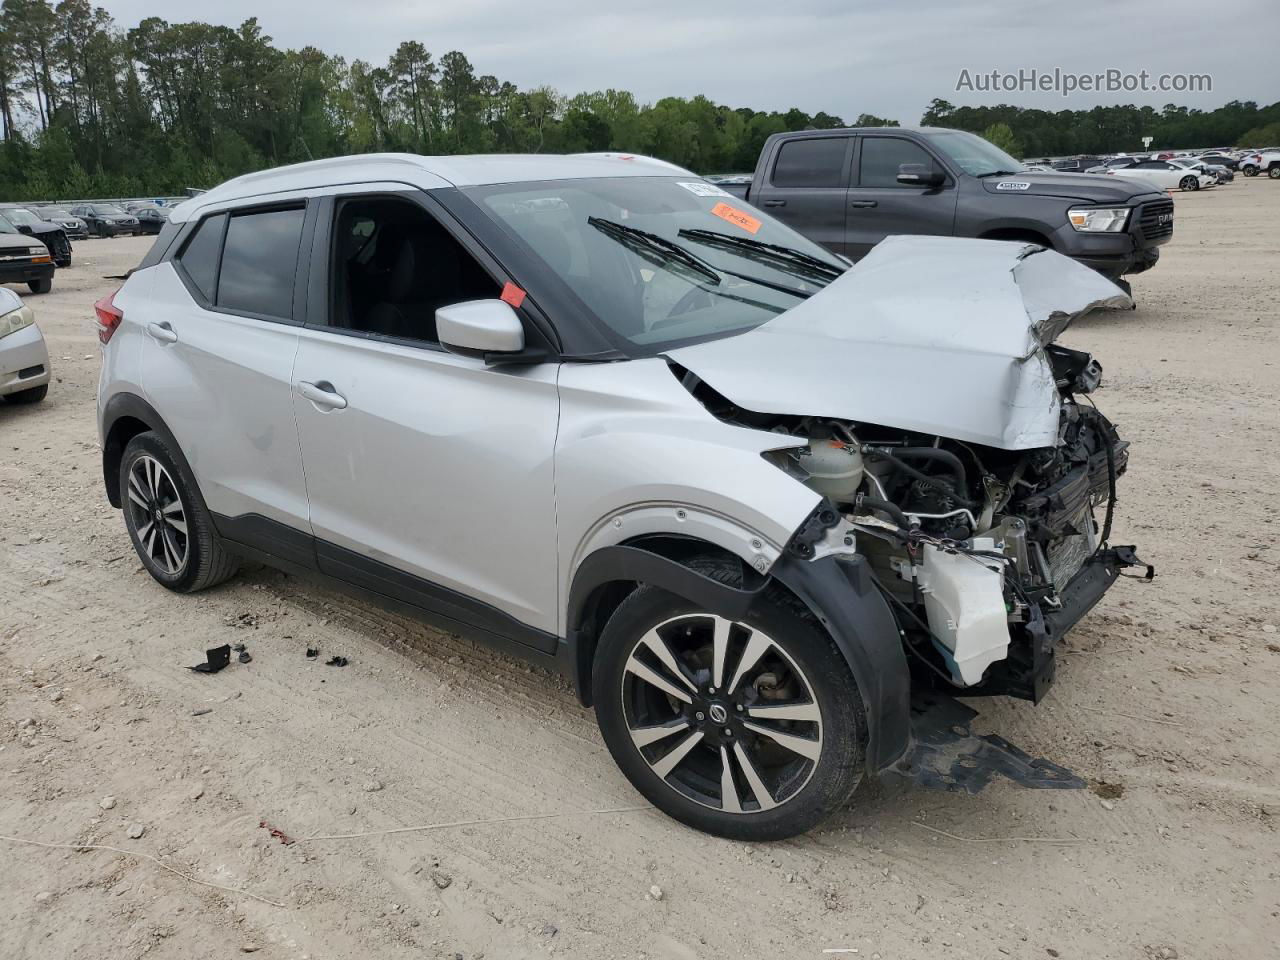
xmin=2 ymin=177 xmax=1278 ymax=960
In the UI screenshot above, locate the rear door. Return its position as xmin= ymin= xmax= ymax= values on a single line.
xmin=844 ymin=135 xmax=959 ymax=259
xmin=748 ymin=136 xmax=852 ymax=256
xmin=141 ymin=202 xmax=313 ymax=543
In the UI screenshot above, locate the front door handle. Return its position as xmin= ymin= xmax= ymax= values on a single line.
xmin=761 ymin=199 xmax=786 ymax=207
xmin=297 ymin=380 xmax=348 ymax=410
xmin=849 ymin=200 xmax=878 ymax=209
xmin=147 ymin=321 xmax=178 ymax=343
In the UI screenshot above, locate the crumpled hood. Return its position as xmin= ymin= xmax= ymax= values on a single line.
xmin=981 ymin=171 xmax=1161 ymax=203
xmin=667 ymin=235 xmax=1130 ymax=450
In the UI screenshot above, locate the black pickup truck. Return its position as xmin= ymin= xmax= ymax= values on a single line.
xmin=719 ymin=127 xmax=1174 ymax=291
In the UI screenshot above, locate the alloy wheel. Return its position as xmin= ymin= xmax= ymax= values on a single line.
xmin=620 ymin=614 xmax=823 ymax=814
xmin=126 ymin=455 xmax=189 ymax=576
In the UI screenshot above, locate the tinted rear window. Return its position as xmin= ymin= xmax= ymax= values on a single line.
xmin=772 ymin=138 xmax=848 ymax=188
xmin=176 ymin=214 xmax=224 ymax=302
xmin=216 ymin=208 xmax=305 ymax=319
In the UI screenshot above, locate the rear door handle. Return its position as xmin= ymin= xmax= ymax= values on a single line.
xmin=761 ymin=199 xmax=786 ymax=207
xmin=849 ymin=200 xmax=878 ymax=209
xmin=297 ymin=380 xmax=348 ymax=410
xmin=146 ymin=321 xmax=178 ymax=343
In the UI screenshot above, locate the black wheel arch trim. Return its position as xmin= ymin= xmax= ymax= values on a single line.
xmin=566 ymin=544 xmax=912 ymax=774
xmin=100 ymin=392 xmax=196 ymax=509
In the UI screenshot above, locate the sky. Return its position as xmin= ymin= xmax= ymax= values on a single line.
xmin=103 ymin=0 xmax=1277 ymax=122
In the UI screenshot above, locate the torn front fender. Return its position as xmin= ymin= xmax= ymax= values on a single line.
xmin=668 ymin=236 xmax=1131 ymax=450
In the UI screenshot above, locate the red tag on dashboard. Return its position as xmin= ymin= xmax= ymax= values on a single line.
xmin=500 ymin=282 xmax=527 ymax=308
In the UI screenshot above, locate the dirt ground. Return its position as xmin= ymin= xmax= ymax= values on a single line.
xmin=2 ymin=176 xmax=1278 ymax=960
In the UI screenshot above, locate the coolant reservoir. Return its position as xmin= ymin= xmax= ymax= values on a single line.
xmin=799 ymin=438 xmax=864 ymax=501
xmin=918 ymin=540 xmax=1010 ymax=686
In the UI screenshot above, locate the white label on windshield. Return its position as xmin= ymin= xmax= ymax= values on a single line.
xmin=677 ymin=181 xmax=733 ymax=198
xmin=996 ymin=181 xmax=1031 ymax=191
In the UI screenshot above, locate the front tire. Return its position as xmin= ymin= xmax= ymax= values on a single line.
xmin=27 ymin=278 xmax=52 ymax=294
xmin=1179 ymin=176 xmax=1199 ymax=191
xmin=1269 ymin=166 xmax=1280 ymax=180
xmin=120 ymin=432 xmax=239 ymax=593
xmin=593 ymin=564 xmax=866 ymax=840
xmin=3 ymin=383 xmax=47 ymax=404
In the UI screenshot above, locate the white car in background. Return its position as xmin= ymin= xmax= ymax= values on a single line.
xmin=0 ymin=287 xmax=50 ymax=404
xmin=1239 ymin=151 xmax=1280 ymax=178
xmin=1107 ymin=159 xmax=1216 ymax=191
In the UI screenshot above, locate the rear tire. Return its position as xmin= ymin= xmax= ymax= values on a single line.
xmin=3 ymin=383 xmax=47 ymax=404
xmin=592 ymin=560 xmax=866 ymax=840
xmin=27 ymin=278 xmax=52 ymax=294
xmin=1242 ymin=165 xmax=1257 ymax=177
xmin=119 ymin=431 xmax=239 ymax=593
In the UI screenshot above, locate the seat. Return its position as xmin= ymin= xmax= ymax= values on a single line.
xmin=363 ymin=224 xmax=462 ymax=341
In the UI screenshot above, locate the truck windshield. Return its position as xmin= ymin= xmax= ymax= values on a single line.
xmin=927 ymin=130 xmax=1026 ymax=177
xmin=464 ymin=176 xmax=847 ymax=351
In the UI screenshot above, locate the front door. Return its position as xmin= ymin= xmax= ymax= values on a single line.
xmin=291 ymin=193 xmax=562 ymax=641
xmin=845 ymin=136 xmax=959 ymax=259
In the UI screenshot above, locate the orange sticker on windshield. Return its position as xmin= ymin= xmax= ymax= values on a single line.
xmin=710 ymin=202 xmax=761 ymax=235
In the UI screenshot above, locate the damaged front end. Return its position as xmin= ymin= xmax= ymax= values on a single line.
xmin=669 ymin=236 xmax=1153 ymax=791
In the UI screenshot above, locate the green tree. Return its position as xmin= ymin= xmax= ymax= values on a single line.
xmin=981 ymin=122 xmax=1022 ymax=156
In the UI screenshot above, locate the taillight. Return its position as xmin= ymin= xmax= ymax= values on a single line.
xmin=95 ymin=289 xmax=123 ymax=345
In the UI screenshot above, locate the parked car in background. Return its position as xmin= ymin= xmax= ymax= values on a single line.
xmin=0 ymin=286 xmax=50 ymax=403
xmin=1239 ymin=151 xmax=1280 ymax=178
xmin=1050 ymin=155 xmax=1106 ymax=173
xmin=721 ymin=127 xmax=1174 ymax=291
xmin=1172 ymin=158 xmax=1232 ymax=183
xmin=96 ymin=152 xmax=1149 ymax=839
xmin=124 ymin=201 xmax=171 ymax=234
xmin=1107 ymin=160 xmax=1215 ymax=191
xmin=69 ymin=203 xmax=140 ymax=237
xmin=0 ymin=214 xmax=55 ymax=293
xmin=0 ymin=205 xmax=72 ymax=267
xmin=1085 ymin=156 xmax=1140 ymax=174
xmin=1196 ymin=153 xmax=1240 ymax=171
xmin=33 ymin=205 xmax=89 ymax=239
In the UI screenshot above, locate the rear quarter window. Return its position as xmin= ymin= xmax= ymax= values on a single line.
xmin=175 ymin=214 xmax=225 ymax=302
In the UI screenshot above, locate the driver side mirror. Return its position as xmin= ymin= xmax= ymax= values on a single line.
xmin=437 ymin=299 xmax=526 ymax=359
xmin=896 ymin=163 xmax=945 ymax=188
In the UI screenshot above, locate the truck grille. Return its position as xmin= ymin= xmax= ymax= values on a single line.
xmin=1137 ymin=199 xmax=1174 ymax=243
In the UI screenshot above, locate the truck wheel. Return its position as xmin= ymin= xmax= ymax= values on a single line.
xmin=592 ymin=563 xmax=866 ymax=840
xmin=27 ymin=278 xmax=52 ymax=294
xmin=1179 ymin=176 xmax=1199 ymax=191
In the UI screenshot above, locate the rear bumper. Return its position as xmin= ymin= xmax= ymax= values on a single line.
xmin=94 ymin=222 xmax=138 ymax=236
xmin=0 ymin=322 xmax=52 ymax=396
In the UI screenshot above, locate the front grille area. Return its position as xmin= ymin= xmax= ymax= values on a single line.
xmin=1137 ymin=199 xmax=1175 ymax=243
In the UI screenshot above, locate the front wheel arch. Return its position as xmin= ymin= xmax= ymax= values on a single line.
xmin=567 ymin=542 xmax=912 ymax=775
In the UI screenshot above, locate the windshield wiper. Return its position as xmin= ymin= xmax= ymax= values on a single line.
xmin=676 ymin=228 xmax=844 ymax=283
xmin=588 ymin=217 xmax=721 ymax=286
xmin=976 ymin=169 xmax=1025 ymax=178
xmin=589 ymin=218 xmax=812 ymax=299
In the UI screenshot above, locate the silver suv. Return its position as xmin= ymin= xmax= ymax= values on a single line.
xmin=97 ymin=153 xmax=1147 ymax=839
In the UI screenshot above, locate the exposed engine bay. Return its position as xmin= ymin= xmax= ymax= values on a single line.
xmin=675 ymin=343 xmax=1149 ymax=702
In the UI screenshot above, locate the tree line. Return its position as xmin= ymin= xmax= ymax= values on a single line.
xmin=1 ymin=1 xmax=1277 ymax=201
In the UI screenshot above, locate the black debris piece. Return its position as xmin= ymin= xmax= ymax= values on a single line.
xmin=325 ymin=656 xmax=348 ymax=667
xmin=238 ymin=650 xmax=252 ymax=664
xmin=305 ymin=648 xmax=319 ymax=660
xmin=190 ymin=645 xmax=231 ymax=674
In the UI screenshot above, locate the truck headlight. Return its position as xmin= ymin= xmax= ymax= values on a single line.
xmin=0 ymin=303 xmax=36 ymax=340
xmin=28 ymin=245 xmax=47 ymax=255
xmin=1068 ymin=207 xmax=1130 ymax=232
